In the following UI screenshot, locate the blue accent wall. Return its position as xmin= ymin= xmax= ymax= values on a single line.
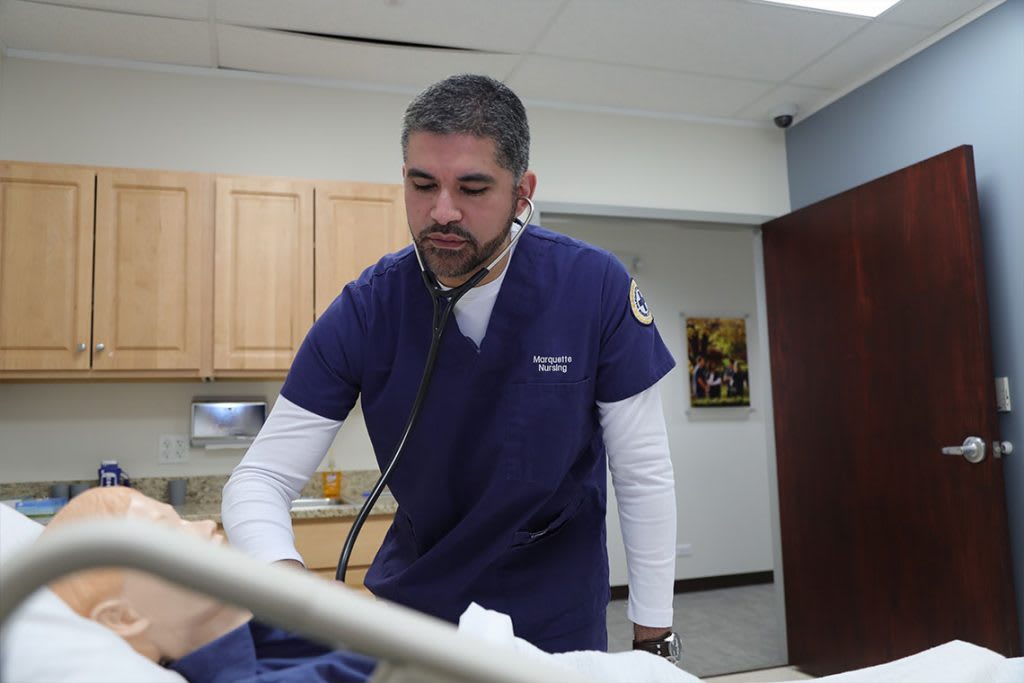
xmin=787 ymin=0 xmax=1024 ymax=649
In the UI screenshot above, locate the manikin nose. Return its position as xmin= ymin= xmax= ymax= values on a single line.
xmin=187 ymin=518 xmax=218 ymax=538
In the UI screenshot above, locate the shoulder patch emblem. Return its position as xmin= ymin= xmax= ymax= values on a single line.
xmin=629 ymin=279 xmax=653 ymax=325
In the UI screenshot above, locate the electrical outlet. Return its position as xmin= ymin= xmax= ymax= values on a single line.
xmin=159 ymin=435 xmax=189 ymax=464
xmin=676 ymin=543 xmax=693 ymax=557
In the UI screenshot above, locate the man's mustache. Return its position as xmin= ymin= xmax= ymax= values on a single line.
xmin=419 ymin=224 xmax=477 ymax=245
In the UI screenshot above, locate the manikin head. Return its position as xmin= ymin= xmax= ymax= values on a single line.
xmin=401 ymin=74 xmax=537 ymax=288
xmin=44 ymin=487 xmax=251 ymax=663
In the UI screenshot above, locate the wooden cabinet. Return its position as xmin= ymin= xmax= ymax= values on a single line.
xmin=0 ymin=163 xmax=212 ymax=376
xmin=1 ymin=161 xmax=404 ymax=380
xmin=93 ymin=169 xmax=212 ymax=372
xmin=214 ymin=177 xmax=314 ymax=374
xmin=314 ymin=182 xmax=407 ymax=318
xmin=293 ymin=514 xmax=393 ymax=590
xmin=0 ymin=163 xmax=94 ymax=371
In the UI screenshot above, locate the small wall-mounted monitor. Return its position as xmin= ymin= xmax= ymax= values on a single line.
xmin=190 ymin=398 xmax=267 ymax=448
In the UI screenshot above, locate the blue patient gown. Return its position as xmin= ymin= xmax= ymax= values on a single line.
xmin=169 ymin=621 xmax=375 ymax=683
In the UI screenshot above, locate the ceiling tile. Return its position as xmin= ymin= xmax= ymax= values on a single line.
xmin=534 ymin=0 xmax=867 ymax=81
xmin=791 ymin=21 xmax=933 ymax=88
xmin=17 ymin=0 xmax=209 ymax=19
xmin=0 ymin=1 xmax=213 ymax=65
xmin=216 ymin=25 xmax=523 ymax=91
xmin=0 ymin=0 xmax=1004 ymax=126
xmin=215 ymin=0 xmax=562 ymax=53
xmin=508 ymin=57 xmax=774 ymax=120
xmin=879 ymin=0 xmax=993 ymax=29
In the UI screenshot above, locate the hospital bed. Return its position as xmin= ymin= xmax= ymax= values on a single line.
xmin=1 ymin=505 xmax=1021 ymax=683
xmin=0 ymin=505 xmax=686 ymax=683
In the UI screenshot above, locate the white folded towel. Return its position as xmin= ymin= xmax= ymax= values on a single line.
xmin=457 ymin=602 xmax=701 ymax=683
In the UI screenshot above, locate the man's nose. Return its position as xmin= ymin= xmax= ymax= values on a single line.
xmin=430 ymin=189 xmax=462 ymax=226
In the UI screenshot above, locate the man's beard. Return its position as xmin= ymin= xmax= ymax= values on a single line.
xmin=414 ymin=207 xmax=516 ymax=280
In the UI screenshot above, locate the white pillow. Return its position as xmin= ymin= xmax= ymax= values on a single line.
xmin=0 ymin=502 xmax=45 ymax=561
xmin=0 ymin=505 xmax=187 ymax=683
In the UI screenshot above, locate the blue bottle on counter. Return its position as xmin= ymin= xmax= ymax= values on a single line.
xmin=98 ymin=460 xmax=127 ymax=487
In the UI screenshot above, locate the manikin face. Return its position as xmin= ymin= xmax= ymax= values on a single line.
xmin=117 ymin=494 xmax=235 ymax=660
xmin=403 ymin=132 xmax=536 ymax=287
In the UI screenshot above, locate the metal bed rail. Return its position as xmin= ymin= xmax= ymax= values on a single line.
xmin=0 ymin=519 xmax=589 ymax=683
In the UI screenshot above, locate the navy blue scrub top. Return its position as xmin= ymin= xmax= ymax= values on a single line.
xmin=282 ymin=226 xmax=675 ymax=651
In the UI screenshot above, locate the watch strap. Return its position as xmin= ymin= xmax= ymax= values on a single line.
xmin=632 ymin=631 xmax=679 ymax=660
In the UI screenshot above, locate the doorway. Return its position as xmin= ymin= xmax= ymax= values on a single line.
xmin=544 ymin=212 xmax=784 ymax=677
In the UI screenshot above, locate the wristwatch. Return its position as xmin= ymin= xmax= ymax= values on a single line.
xmin=632 ymin=630 xmax=681 ymax=664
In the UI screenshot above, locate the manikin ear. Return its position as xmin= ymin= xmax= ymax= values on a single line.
xmin=89 ymin=598 xmax=151 ymax=639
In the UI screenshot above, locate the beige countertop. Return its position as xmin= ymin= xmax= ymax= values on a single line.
xmin=0 ymin=470 xmax=397 ymax=524
xmin=176 ymin=495 xmax=397 ymax=523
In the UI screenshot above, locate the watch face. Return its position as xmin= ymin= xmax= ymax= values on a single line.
xmin=667 ymin=633 xmax=681 ymax=658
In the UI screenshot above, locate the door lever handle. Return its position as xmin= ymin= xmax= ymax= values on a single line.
xmin=941 ymin=436 xmax=986 ymax=463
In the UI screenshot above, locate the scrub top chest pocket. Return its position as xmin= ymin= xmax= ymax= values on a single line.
xmin=502 ymin=376 xmax=596 ymax=485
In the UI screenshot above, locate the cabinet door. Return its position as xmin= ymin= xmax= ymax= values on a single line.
xmin=93 ymin=170 xmax=211 ymax=371
xmin=314 ymin=182 xmax=407 ymax=318
xmin=214 ymin=177 xmax=314 ymax=372
xmin=0 ymin=163 xmax=95 ymax=371
xmin=293 ymin=515 xmax=393 ymax=590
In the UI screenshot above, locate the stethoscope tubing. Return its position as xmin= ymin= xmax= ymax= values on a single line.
xmin=335 ymin=198 xmax=535 ymax=582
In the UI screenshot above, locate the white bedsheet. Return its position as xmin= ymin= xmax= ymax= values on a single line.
xmin=457 ymin=601 xmax=1024 ymax=683
xmin=794 ymin=639 xmax=1023 ymax=683
xmin=457 ymin=602 xmax=700 ymax=682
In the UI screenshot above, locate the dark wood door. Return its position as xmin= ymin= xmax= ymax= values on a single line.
xmin=763 ymin=146 xmax=1019 ymax=675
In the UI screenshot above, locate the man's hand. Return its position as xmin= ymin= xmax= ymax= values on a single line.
xmin=274 ymin=559 xmax=305 ymax=570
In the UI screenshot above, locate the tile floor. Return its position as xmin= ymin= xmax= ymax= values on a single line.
xmin=607 ymin=583 xmax=794 ymax=679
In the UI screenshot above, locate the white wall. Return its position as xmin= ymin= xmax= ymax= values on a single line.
xmin=0 ymin=381 xmax=379 ymax=482
xmin=549 ymin=214 xmax=773 ymax=582
xmin=0 ymin=49 xmax=5 ymax=115
xmin=0 ymin=57 xmax=789 ymax=217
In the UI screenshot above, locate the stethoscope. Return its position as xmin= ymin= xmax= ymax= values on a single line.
xmin=336 ymin=196 xmax=536 ymax=581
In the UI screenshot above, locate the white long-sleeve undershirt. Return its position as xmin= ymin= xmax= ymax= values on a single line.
xmin=222 ymin=255 xmax=676 ymax=629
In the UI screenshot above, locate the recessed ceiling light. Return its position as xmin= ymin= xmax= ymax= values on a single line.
xmin=754 ymin=0 xmax=903 ymax=18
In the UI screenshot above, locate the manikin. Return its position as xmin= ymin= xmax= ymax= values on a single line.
xmin=44 ymin=487 xmax=376 ymax=683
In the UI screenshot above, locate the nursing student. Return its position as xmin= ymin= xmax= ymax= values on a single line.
xmin=222 ymin=74 xmax=680 ymax=660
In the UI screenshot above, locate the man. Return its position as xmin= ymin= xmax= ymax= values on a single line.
xmin=44 ymin=487 xmax=376 ymax=683
xmin=223 ymin=74 xmax=679 ymax=658
xmin=691 ymin=355 xmax=708 ymax=399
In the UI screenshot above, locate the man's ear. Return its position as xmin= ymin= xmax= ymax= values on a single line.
xmin=90 ymin=598 xmax=150 ymax=638
xmin=516 ymin=170 xmax=537 ymax=201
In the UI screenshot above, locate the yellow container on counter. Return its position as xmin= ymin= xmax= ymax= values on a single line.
xmin=321 ymin=470 xmax=342 ymax=498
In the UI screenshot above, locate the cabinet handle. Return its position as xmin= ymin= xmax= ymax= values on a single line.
xmin=95 ymin=343 xmax=106 ymax=352
xmin=77 ymin=343 xmax=87 ymax=352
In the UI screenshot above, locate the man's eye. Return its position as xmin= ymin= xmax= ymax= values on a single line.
xmin=412 ymin=183 xmax=435 ymax=192
xmin=462 ymin=186 xmax=487 ymax=196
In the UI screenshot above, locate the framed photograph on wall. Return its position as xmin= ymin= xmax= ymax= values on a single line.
xmin=684 ymin=315 xmax=750 ymax=407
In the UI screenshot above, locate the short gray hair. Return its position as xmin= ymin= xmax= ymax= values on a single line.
xmin=401 ymin=74 xmax=530 ymax=180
